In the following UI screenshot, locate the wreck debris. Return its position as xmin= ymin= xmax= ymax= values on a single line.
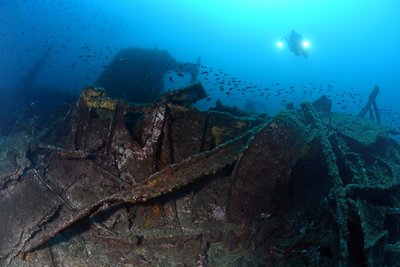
xmin=227 ymin=110 xmax=311 ymax=222
xmin=209 ymin=99 xmax=250 ymax=117
xmin=95 ymin=48 xmax=200 ymax=103
xmin=163 ymin=81 xmax=207 ymax=106
xmin=322 ymin=112 xmax=399 ymax=146
xmin=24 ymin=127 xmax=255 ymax=254
xmin=0 ymin=134 xmax=35 ymax=189
xmin=0 ymin=170 xmax=63 ymax=265
xmin=359 ymin=85 xmax=381 ymax=122
xmin=2 ymin=76 xmax=400 ymax=266
xmin=312 ymin=95 xmax=332 ymax=113
xmin=14 ymin=44 xmax=53 ymax=94
xmin=63 ymin=83 xmax=208 ymax=184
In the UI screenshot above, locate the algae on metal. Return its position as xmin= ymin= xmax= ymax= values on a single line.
xmin=2 ymin=82 xmax=400 ymax=266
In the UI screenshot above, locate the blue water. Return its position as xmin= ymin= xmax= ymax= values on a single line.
xmin=1 ymin=0 xmax=399 ymax=128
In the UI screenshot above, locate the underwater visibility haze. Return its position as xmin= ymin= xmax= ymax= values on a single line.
xmin=3 ymin=1 xmax=400 ymax=266
xmin=1 ymin=0 xmax=400 ymax=125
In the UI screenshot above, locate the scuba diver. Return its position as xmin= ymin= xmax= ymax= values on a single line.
xmin=283 ymin=30 xmax=309 ymax=58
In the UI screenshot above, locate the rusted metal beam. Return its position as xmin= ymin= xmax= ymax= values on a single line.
xmin=23 ymin=126 xmax=256 ymax=254
xmin=358 ymin=86 xmax=380 ymax=122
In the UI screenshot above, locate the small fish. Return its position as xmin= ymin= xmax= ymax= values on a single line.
xmin=258 ymin=212 xmax=272 ymax=220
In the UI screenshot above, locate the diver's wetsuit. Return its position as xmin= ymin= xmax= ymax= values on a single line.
xmin=287 ymin=30 xmax=308 ymax=58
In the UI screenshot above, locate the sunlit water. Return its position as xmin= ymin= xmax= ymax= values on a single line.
xmin=1 ymin=0 xmax=399 ymax=128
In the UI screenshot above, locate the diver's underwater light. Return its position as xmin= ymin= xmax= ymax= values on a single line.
xmin=302 ymin=40 xmax=310 ymax=48
xmin=277 ymin=41 xmax=284 ymax=48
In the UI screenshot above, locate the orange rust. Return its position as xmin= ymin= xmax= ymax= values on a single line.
xmin=152 ymin=204 xmax=161 ymax=219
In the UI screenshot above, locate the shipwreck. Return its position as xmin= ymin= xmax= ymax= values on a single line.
xmin=1 ymin=48 xmax=400 ymax=267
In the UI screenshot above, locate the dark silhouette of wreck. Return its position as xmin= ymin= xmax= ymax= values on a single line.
xmin=0 ymin=44 xmax=75 ymax=136
xmin=95 ymin=47 xmax=199 ymax=103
